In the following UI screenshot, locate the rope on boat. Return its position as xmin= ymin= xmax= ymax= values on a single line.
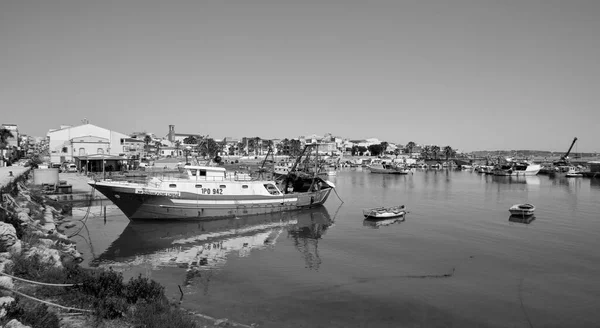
xmin=332 ymin=187 xmax=344 ymax=204
xmin=0 ymin=271 xmax=82 ymax=287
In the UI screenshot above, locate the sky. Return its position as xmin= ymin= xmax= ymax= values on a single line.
xmin=1 ymin=0 xmax=599 ymax=152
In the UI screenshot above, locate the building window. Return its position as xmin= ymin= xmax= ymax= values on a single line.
xmin=97 ymin=148 xmax=104 ymax=154
xmin=79 ymin=148 xmax=85 ymax=156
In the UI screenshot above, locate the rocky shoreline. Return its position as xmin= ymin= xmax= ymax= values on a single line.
xmin=0 ymin=169 xmax=235 ymax=328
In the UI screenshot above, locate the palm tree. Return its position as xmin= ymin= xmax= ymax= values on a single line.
xmin=380 ymin=141 xmax=389 ymax=155
xmin=290 ymin=139 xmax=302 ymax=157
xmin=174 ymin=140 xmax=181 ymax=157
xmin=393 ymin=148 xmax=401 ymax=158
xmin=143 ymin=135 xmax=152 ymax=158
xmin=253 ymin=137 xmax=261 ymax=155
xmin=443 ymin=146 xmax=454 ymax=162
xmin=431 ymin=145 xmax=440 ymax=160
xmin=154 ymin=141 xmax=162 ymax=158
xmin=404 ymin=141 xmax=416 ymax=157
xmin=421 ymin=145 xmax=432 ymax=160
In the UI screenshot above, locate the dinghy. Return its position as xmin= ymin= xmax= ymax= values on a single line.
xmin=363 ymin=205 xmax=406 ymax=219
xmin=508 ymin=204 xmax=535 ymax=216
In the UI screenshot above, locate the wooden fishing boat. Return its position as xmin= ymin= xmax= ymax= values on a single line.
xmin=508 ymin=203 xmax=535 ymax=216
xmin=362 ymin=205 xmax=406 ymax=219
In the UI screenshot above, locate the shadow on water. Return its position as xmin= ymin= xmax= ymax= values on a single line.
xmin=90 ymin=206 xmax=334 ymax=271
xmin=508 ymin=215 xmax=536 ymax=225
xmin=363 ymin=216 xmax=406 ymax=229
xmin=591 ymin=178 xmax=600 ymax=190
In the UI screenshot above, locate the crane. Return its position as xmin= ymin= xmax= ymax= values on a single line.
xmin=554 ymin=137 xmax=577 ymax=166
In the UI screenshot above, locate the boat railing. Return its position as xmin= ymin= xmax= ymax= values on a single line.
xmin=92 ymin=168 xmax=279 ymax=184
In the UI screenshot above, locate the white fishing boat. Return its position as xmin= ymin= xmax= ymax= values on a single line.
xmin=368 ymin=160 xmax=411 ymax=175
xmin=89 ymin=144 xmax=335 ymax=221
xmin=565 ymin=167 xmax=583 ymax=178
xmin=492 ymin=161 xmax=541 ymax=176
xmin=508 ymin=203 xmax=535 ymax=216
xmin=362 ymin=205 xmax=407 ymax=219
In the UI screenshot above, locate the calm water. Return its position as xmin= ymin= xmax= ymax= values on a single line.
xmin=72 ymin=168 xmax=600 ymax=328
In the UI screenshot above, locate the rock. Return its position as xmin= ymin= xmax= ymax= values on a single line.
xmin=0 ymin=223 xmax=18 ymax=253
xmin=0 ymin=296 xmax=15 ymax=307
xmin=0 ymin=277 xmax=14 ymax=291
xmin=16 ymin=212 xmax=30 ymax=223
xmin=15 ymin=206 xmax=30 ymax=215
xmin=5 ymin=319 xmax=32 ymax=328
xmin=24 ymin=246 xmax=62 ymax=268
xmin=7 ymin=240 xmax=21 ymax=256
xmin=37 ymin=239 xmax=55 ymax=247
xmin=0 ymin=260 xmax=14 ymax=274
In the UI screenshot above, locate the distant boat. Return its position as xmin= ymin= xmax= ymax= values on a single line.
xmin=508 ymin=204 xmax=535 ymax=216
xmin=363 ymin=205 xmax=407 ymax=219
xmin=565 ymin=167 xmax=584 ymax=178
xmin=492 ymin=162 xmax=541 ymax=176
xmin=368 ymin=160 xmax=411 ymax=175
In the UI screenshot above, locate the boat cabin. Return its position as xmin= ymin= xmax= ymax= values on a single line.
xmin=184 ymin=165 xmax=226 ymax=180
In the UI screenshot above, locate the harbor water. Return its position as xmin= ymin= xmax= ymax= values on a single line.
xmin=71 ymin=168 xmax=600 ymax=328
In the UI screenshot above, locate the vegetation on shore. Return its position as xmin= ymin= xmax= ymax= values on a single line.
xmin=0 ymin=185 xmax=214 ymax=328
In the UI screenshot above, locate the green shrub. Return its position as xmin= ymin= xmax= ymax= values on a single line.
xmin=94 ymin=296 xmax=128 ymax=319
xmin=1 ymin=297 xmax=60 ymax=328
xmin=81 ymin=268 xmax=124 ymax=299
xmin=131 ymin=299 xmax=198 ymax=328
xmin=125 ymin=274 xmax=165 ymax=304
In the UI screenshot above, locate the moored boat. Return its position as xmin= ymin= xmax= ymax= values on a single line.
xmin=89 ymin=144 xmax=336 ymax=221
xmin=492 ymin=161 xmax=541 ymax=176
xmin=565 ymin=167 xmax=584 ymax=177
xmin=368 ymin=161 xmax=411 ymax=174
xmin=362 ymin=205 xmax=407 ymax=219
xmin=508 ymin=203 xmax=535 ymax=216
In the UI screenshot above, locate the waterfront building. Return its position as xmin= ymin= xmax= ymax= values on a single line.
xmin=47 ymin=123 xmax=129 ymax=165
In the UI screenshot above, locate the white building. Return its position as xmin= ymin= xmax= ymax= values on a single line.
xmin=47 ymin=123 xmax=129 ymax=165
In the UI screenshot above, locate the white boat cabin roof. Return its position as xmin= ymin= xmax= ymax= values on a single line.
xmin=184 ymin=165 xmax=226 ymax=178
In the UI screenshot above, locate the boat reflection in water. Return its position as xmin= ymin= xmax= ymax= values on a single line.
xmin=91 ymin=207 xmax=334 ymax=273
xmin=363 ymin=216 xmax=406 ymax=229
xmin=490 ymin=175 xmax=541 ymax=185
xmin=508 ymin=215 xmax=536 ymax=224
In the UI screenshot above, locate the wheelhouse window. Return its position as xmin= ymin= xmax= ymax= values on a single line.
xmin=190 ymin=169 xmax=197 ymax=176
xmin=199 ymin=170 xmax=207 ymax=177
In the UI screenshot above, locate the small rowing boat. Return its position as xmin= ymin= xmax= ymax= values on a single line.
xmin=508 ymin=203 xmax=535 ymax=216
xmin=363 ymin=205 xmax=406 ymax=219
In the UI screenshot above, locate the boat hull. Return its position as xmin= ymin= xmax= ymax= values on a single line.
xmin=369 ymin=167 xmax=409 ymax=174
xmin=91 ymin=182 xmax=333 ymax=221
xmin=493 ymin=164 xmax=541 ymax=176
xmin=509 ymin=204 xmax=535 ymax=216
xmin=363 ymin=211 xmax=406 ymax=219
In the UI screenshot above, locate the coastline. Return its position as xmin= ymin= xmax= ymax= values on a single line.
xmin=0 ymin=167 xmax=234 ymax=327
